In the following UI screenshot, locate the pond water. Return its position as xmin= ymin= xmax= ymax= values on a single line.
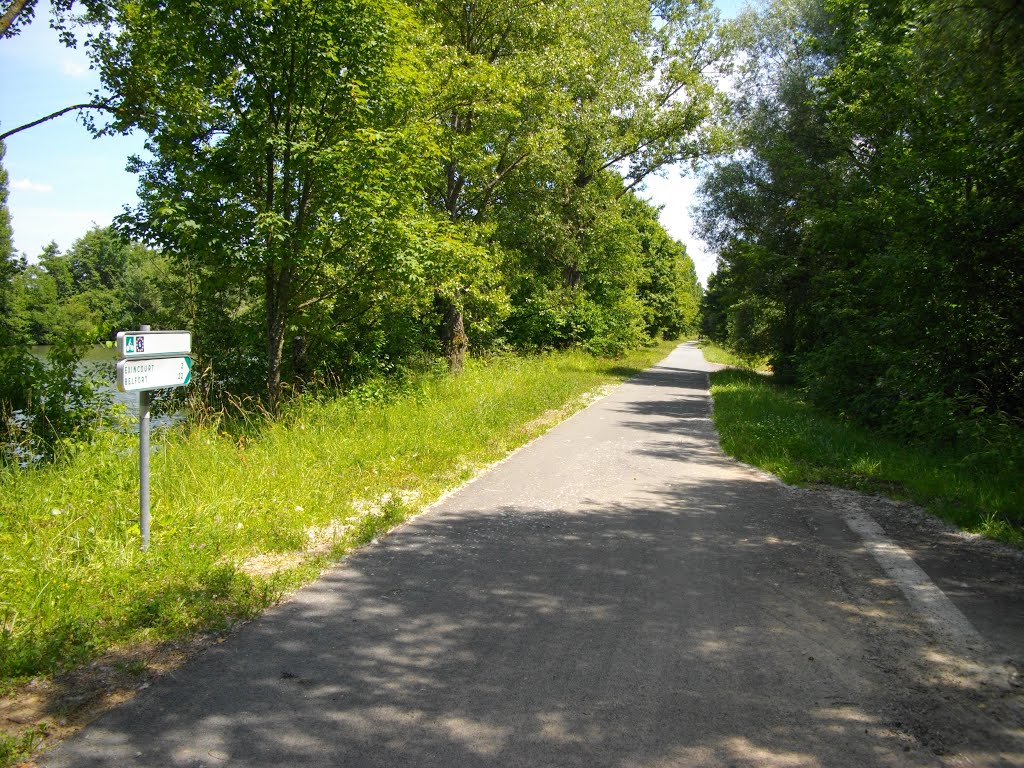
xmin=29 ymin=345 xmax=182 ymax=422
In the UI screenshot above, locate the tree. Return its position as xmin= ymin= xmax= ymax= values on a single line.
xmin=494 ymin=166 xmax=702 ymax=352
xmin=0 ymin=1 xmax=123 ymax=146
xmin=0 ymin=231 xmax=118 ymax=462
xmin=697 ymin=0 xmax=1024 ymax=434
xmin=415 ymin=0 xmax=729 ymax=366
xmin=89 ymin=0 xmax=434 ymax=405
xmin=408 ymin=0 xmax=568 ymax=369
xmin=0 ymin=142 xmax=11 ymax=264
xmin=695 ymin=0 xmax=842 ymax=380
xmin=0 ymin=140 xmax=19 ymax=346
xmin=1 ymin=0 xmax=42 ymax=39
xmin=1 ymin=0 xmax=113 ymax=45
xmin=631 ymin=197 xmax=702 ymax=339
xmin=810 ymin=0 xmax=1024 ymax=423
xmin=559 ymin=0 xmax=729 ymax=197
xmin=541 ymin=0 xmax=725 ymax=329
xmin=1 ymin=228 xmax=177 ymax=347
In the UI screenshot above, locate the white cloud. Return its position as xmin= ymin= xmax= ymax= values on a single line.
xmin=10 ymin=206 xmax=113 ymax=260
xmin=11 ymin=178 xmax=54 ymax=193
xmin=60 ymin=56 xmax=89 ymax=78
xmin=639 ymin=171 xmax=718 ymax=288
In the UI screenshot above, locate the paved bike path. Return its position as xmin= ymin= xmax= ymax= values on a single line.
xmin=42 ymin=343 xmax=1023 ymax=767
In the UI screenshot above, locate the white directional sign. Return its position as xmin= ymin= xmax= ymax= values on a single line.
xmin=117 ymin=356 xmax=193 ymax=392
xmin=117 ymin=330 xmax=192 ymax=359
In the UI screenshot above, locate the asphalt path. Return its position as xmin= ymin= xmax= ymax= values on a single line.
xmin=42 ymin=342 xmax=1023 ymax=767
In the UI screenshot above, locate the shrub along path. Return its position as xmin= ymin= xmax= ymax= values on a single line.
xmin=38 ymin=343 xmax=1023 ymax=767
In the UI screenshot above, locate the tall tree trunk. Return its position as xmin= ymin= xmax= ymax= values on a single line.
xmin=267 ymin=322 xmax=287 ymax=408
xmin=773 ymin=303 xmax=800 ymax=385
xmin=266 ymin=263 xmax=290 ymax=409
xmin=439 ymin=296 xmax=469 ymax=373
xmin=440 ymin=160 xmax=470 ymax=372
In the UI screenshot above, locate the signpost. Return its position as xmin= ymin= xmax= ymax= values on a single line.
xmin=117 ymin=326 xmax=193 ymax=551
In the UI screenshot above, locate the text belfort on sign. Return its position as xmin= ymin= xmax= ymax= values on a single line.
xmin=116 ymin=327 xmax=192 ymax=551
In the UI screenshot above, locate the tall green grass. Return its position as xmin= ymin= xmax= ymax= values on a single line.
xmin=709 ymin=368 xmax=1024 ymax=547
xmin=0 ymin=343 xmax=675 ymax=689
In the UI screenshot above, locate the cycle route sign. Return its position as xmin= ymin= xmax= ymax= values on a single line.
xmin=116 ymin=331 xmax=193 ymax=392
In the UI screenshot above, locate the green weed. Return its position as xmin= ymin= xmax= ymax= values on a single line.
xmin=0 ymin=723 xmax=49 ymax=765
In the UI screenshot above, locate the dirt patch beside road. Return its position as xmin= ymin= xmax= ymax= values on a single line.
xmin=791 ymin=484 xmax=1024 ymax=763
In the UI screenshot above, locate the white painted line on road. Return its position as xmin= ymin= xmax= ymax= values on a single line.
xmin=841 ymin=502 xmax=1016 ymax=691
xmin=844 ymin=508 xmax=986 ymax=648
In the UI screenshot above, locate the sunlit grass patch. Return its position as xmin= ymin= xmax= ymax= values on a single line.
xmin=709 ymin=368 xmax=1023 ymax=548
xmin=698 ymin=342 xmax=770 ymax=372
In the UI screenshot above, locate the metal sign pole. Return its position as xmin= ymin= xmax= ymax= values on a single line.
xmin=139 ymin=324 xmax=151 ymax=551
xmin=116 ymin=324 xmax=191 ymax=551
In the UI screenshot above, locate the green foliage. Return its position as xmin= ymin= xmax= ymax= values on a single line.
xmin=638 ymin=233 xmax=701 ymax=341
xmin=412 ymin=0 xmax=727 ymax=365
xmin=496 ymin=170 xmax=703 ymax=355
xmin=0 ymin=333 xmax=113 ymax=465
xmin=3 ymin=227 xmax=182 ymax=347
xmin=0 ymin=142 xmax=22 ymax=354
xmin=710 ymin=368 xmax=1024 ymax=546
xmin=4 ymin=0 xmax=720 ymax=469
xmin=0 ymin=225 xmax=178 ymax=462
xmin=48 ymin=0 xmax=725 ymax=392
xmin=0 ymin=142 xmax=12 ymax=268
xmin=697 ymin=0 xmax=1024 ymax=434
xmin=91 ymin=0 xmax=438 ymax=404
xmin=0 ymin=233 xmax=152 ymax=466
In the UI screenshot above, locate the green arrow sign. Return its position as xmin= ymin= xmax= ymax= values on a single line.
xmin=117 ymin=356 xmax=193 ymax=392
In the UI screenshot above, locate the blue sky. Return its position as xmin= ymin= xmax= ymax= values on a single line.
xmin=1 ymin=20 xmax=146 ymax=261
xmin=1 ymin=0 xmax=747 ymax=284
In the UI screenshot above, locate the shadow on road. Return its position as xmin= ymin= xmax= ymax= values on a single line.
xmin=47 ymin=487 xmax=1020 ymax=766
xmin=42 ymin=350 xmax=1022 ymax=767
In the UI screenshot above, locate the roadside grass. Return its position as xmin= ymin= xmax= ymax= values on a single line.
xmin=0 ymin=343 xmax=675 ymax=703
xmin=698 ymin=341 xmax=770 ymax=372
xmin=709 ymin=368 xmax=1024 ymax=548
xmin=0 ymin=723 xmax=48 ymax=766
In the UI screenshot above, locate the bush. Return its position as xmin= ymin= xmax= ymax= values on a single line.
xmin=0 ymin=338 xmax=113 ymax=464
